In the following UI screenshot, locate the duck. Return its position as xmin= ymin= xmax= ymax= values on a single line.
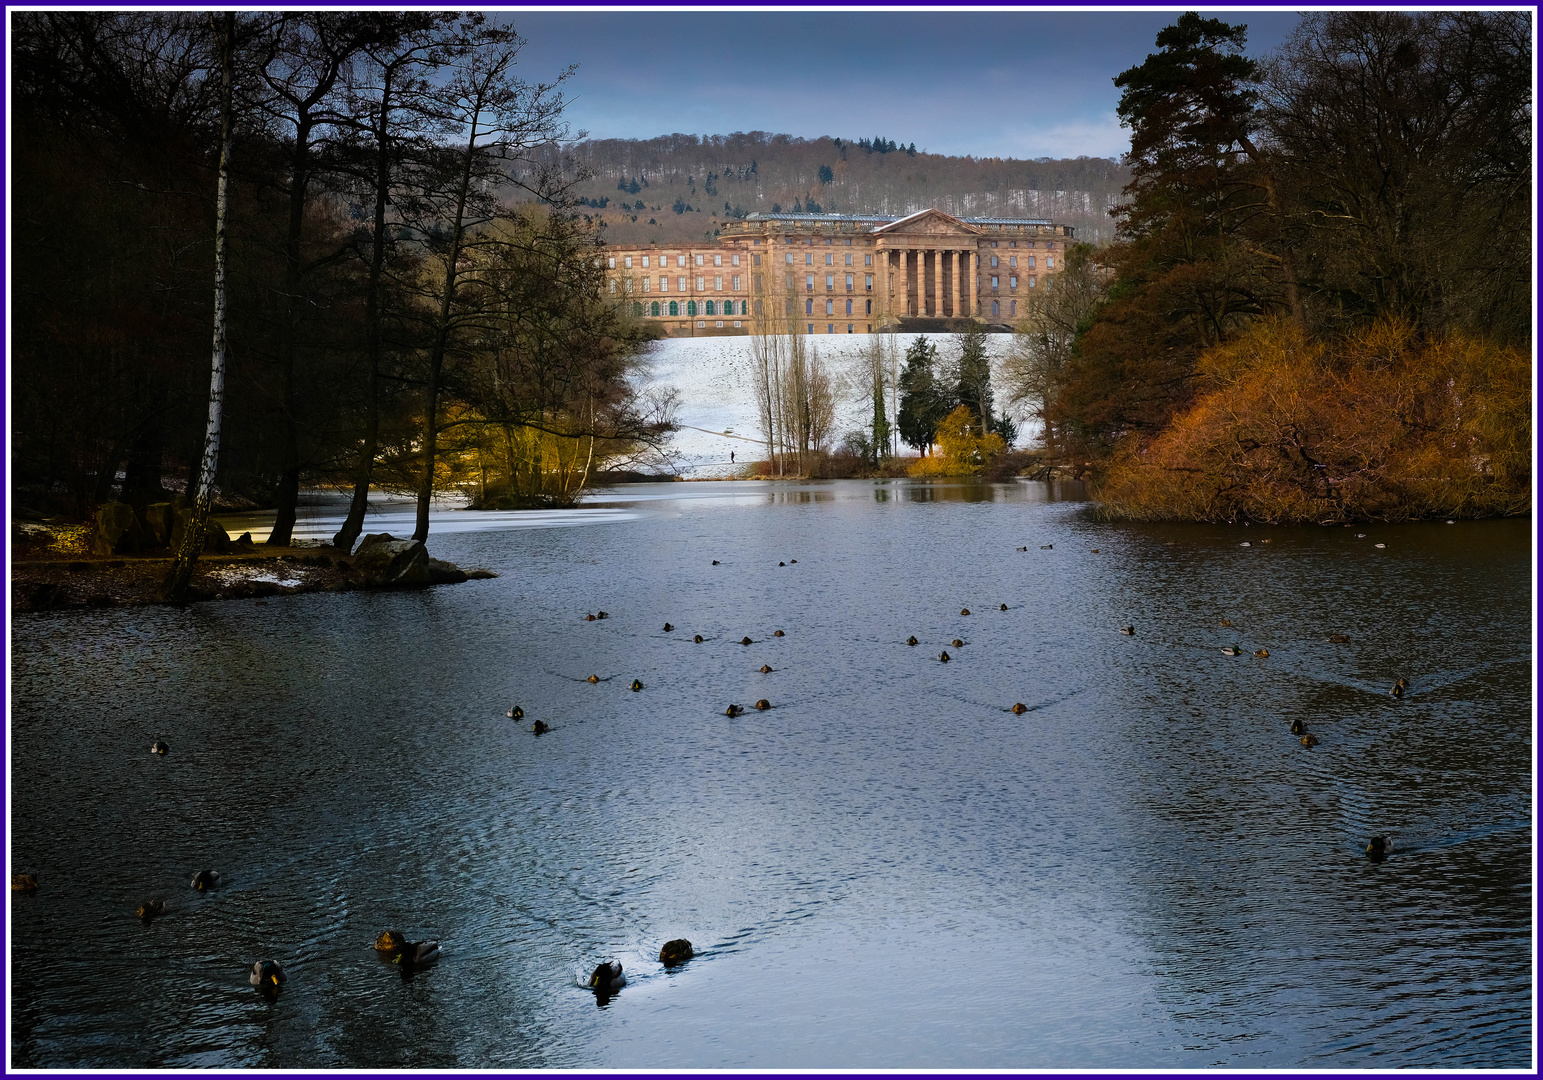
xmin=773 ymin=630 xmax=785 ymax=637
xmin=1219 ymin=619 xmax=1232 ymax=627
xmin=1090 ymin=549 xmax=1100 ymax=554
xmin=532 ymin=720 xmax=550 ymax=735
xmin=712 ymin=560 xmax=719 ymax=565
xmin=906 ymin=636 xmax=918 ymax=646
xmin=951 ymin=639 xmax=964 ymax=648
xmin=589 ymin=960 xmax=626 ymax=992
xmin=659 ymin=939 xmax=694 ymax=967
xmin=586 ymin=674 xmax=600 ymax=683
xmin=725 ymin=704 xmax=744 ymax=718
xmin=393 ymin=940 xmax=441 ymax=967
xmin=136 ymin=899 xmax=167 ymax=921
xmin=1011 ymin=703 xmax=1028 ymax=715
xmin=740 ymin=636 xmax=753 ymax=646
xmin=939 ymin=651 xmax=951 ymax=663
xmin=1366 ymin=835 xmax=1394 ymax=861
xmin=150 ymin=740 xmax=169 ymax=755
xmin=1120 ymin=626 xmax=1135 ymax=636
xmin=759 ymin=665 xmax=773 ymax=673
xmin=999 ymin=604 xmax=1008 ymax=611
xmin=375 ymin=930 xmax=406 ymax=954
xmin=190 ymin=869 xmax=221 ymax=892
xmin=1040 ymin=544 xmax=1053 ymax=549
xmin=1240 ymin=541 xmax=1251 ymax=548
xmin=778 ymin=561 xmax=785 ymax=567
xmin=630 ymin=679 xmax=644 ymax=692
xmin=585 ymin=613 xmax=597 ymax=621
xmin=1327 ymin=634 xmax=1350 ymax=643
xmin=960 ymin=608 xmax=970 ymax=616
xmin=11 ymin=874 xmax=37 ymax=893
xmin=662 ymin=623 xmax=674 ymax=632
xmin=1290 ymin=718 xmax=1305 ymax=736
xmin=596 ymin=611 xmax=608 ymax=620
xmin=1300 ymin=732 xmax=1320 ymax=747
xmin=755 ymin=699 xmax=771 ymax=711
xmin=1253 ymin=648 xmax=1269 ymax=658
xmin=1017 ymin=546 xmax=1028 ymax=552
xmin=1390 ymin=678 xmax=1407 ymax=698
xmin=249 ymin=959 xmax=286 ymax=991
xmin=507 ymin=705 xmax=524 ymax=720
xmin=789 ymin=559 xmax=797 ymax=564
xmin=1222 ymin=645 xmax=1243 ymax=656
xmin=693 ymin=634 xmax=704 ymax=643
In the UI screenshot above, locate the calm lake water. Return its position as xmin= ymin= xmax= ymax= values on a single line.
xmin=9 ymin=480 xmax=1533 ymax=1069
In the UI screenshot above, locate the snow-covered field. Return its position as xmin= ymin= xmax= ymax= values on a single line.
xmin=632 ymin=332 xmax=1025 ymax=477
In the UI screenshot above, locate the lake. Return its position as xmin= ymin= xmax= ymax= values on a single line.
xmin=9 ymin=479 xmax=1532 ymax=1068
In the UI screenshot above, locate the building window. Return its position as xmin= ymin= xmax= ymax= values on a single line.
xmin=633 ymin=301 xmax=642 ymax=315
xmin=1028 ymin=277 xmax=1036 ymax=289
xmin=642 ymin=255 xmax=651 ymax=268
xmin=753 ymin=238 xmax=761 ymax=245
xmin=1046 ymin=257 xmax=1054 ymax=269
xmin=732 ymin=254 xmax=740 ymax=266
xmin=1027 ymin=257 xmax=1035 ymax=268
xmin=753 ymin=254 xmax=761 ymax=266
xmin=1008 ymin=241 xmax=1016 ymax=248
xmin=669 ymin=301 xmax=679 ymax=315
xmin=991 ymin=241 xmax=998 ymax=248
xmin=786 ymin=273 xmax=794 ymax=289
xmin=825 ymin=299 xmax=833 ymax=315
xmin=697 ymin=320 xmax=706 ymax=328
xmin=1009 ymin=256 xmax=1017 ymax=268
xmin=991 ymin=276 xmax=999 ymax=290
xmin=709 ymin=300 xmax=719 ymax=315
xmin=844 ymin=253 xmax=852 ymax=266
xmin=786 ymin=253 xmax=794 ymax=264
xmin=678 ymin=276 xmax=686 ymax=291
xmin=827 ymin=323 xmax=834 ymax=334
xmin=1009 ymin=276 xmax=1017 ymax=289
xmin=714 ymin=254 xmax=722 ymax=266
xmin=1027 ymin=241 xmax=1036 ymax=249
xmin=755 ymin=300 xmax=763 ymax=315
xmin=843 ymin=274 xmax=851 ymax=291
xmin=696 ymin=277 xmax=705 ymax=290
xmin=607 ymin=257 xmax=615 ymax=269
xmin=808 ymin=323 xmax=815 ymax=334
xmin=732 ymin=275 xmax=740 ymax=290
xmin=642 ymin=277 xmax=650 ymax=293
xmin=992 ymin=300 xmax=999 ymax=316
xmin=825 ymin=253 xmax=832 ymax=266
xmin=650 ymin=301 xmax=660 ymax=316
xmin=864 ymin=254 xmax=872 ymax=266
xmin=825 ymin=275 xmax=833 ymax=289
xmin=865 ymin=299 xmax=872 ymax=314
xmin=714 ymin=275 xmax=723 ymax=290
xmin=695 ymin=254 xmax=703 ymax=266
xmin=806 ymin=298 xmax=813 ymax=314
xmin=624 ymin=256 xmax=632 ymax=269
xmin=609 ymin=279 xmax=617 ymax=293
xmin=991 ymin=256 xmax=999 ymax=268
xmin=845 ymin=299 xmax=852 ymax=315
xmin=847 ymin=323 xmax=853 ymax=333
xmin=806 ymin=253 xmax=813 ymax=265
xmin=687 ymin=301 xmax=696 ymax=316
xmin=1010 ymin=300 xmax=1017 ymax=316
xmin=806 ymin=275 xmax=814 ymax=291
xmin=716 ymin=320 xmax=724 ymax=328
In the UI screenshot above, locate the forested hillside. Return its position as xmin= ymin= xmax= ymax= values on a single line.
xmin=561 ymin=132 xmax=1129 ymax=245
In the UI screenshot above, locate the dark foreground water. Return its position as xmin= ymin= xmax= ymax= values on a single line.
xmin=9 ymin=480 xmax=1533 ymax=1068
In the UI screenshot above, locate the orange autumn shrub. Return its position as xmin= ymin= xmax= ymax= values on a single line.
xmin=1094 ymin=318 xmax=1531 ymax=522
xmin=909 ymin=406 xmax=1006 ymax=477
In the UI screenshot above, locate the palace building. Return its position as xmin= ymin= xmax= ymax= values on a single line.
xmin=603 ymin=208 xmax=1074 ymax=336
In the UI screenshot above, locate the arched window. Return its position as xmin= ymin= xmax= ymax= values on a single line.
xmin=705 ymin=300 xmax=715 ymax=316
xmin=687 ymin=301 xmax=696 ymax=316
xmin=633 ymin=302 xmax=643 ymax=316
xmin=992 ymin=300 xmax=1000 ymax=317
xmin=669 ymin=301 xmax=679 ymax=316
xmin=651 ymin=301 xmax=660 ymax=316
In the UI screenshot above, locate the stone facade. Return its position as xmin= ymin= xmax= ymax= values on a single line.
xmin=604 ymin=209 xmax=1073 ymax=336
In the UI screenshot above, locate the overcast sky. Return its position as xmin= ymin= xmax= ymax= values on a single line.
xmin=497 ymin=9 xmax=1304 ymax=160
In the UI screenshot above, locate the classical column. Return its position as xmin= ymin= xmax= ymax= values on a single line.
xmin=950 ymin=250 xmax=962 ymax=319
xmin=932 ymin=249 xmax=943 ymax=318
xmin=964 ymin=250 xmax=975 ymax=316
xmin=905 ymin=249 xmax=915 ymax=317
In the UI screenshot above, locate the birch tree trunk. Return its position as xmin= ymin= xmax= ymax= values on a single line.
xmin=163 ymin=12 xmax=234 ymax=603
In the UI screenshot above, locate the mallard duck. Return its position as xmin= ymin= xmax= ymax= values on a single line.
xmin=773 ymin=630 xmax=785 ymax=637
xmin=1120 ymin=626 xmax=1135 ymax=636
xmin=1222 ymin=645 xmax=1242 ymax=656
xmin=1090 ymin=549 xmax=1100 ymax=553
xmin=778 ymin=561 xmax=785 ymax=567
xmin=1327 ymin=634 xmax=1350 ymax=644
xmin=1366 ymin=835 xmax=1394 ymax=861
xmin=1219 ymin=619 xmax=1232 ymax=627
xmin=12 ymin=874 xmax=38 ymax=893
xmin=1300 ymin=732 xmax=1320 ymax=747
xmin=151 ymin=740 xmax=169 ymax=755
xmin=1240 ymin=541 xmax=1251 ymax=547
xmin=906 ymin=636 xmax=918 ymax=646
xmin=393 ymin=940 xmax=440 ymax=966
xmin=375 ymin=930 xmax=406 ymax=954
xmin=951 ymin=639 xmax=964 ymax=648
xmin=999 ymin=604 xmax=1008 ymax=611
xmin=755 ymin=699 xmax=771 ymax=711
xmin=1374 ymin=543 xmax=1386 ymax=549
xmin=662 ymin=623 xmax=674 ymax=632
xmin=659 ymin=939 xmax=694 ymax=967
xmin=1390 ymin=678 xmax=1407 ymax=698
xmin=630 ymin=679 xmax=643 ymax=692
xmin=725 ymin=704 xmax=744 ymax=718
xmin=1017 ymin=546 xmax=1028 ymax=552
xmin=136 ymin=899 xmax=166 ymax=921
xmin=249 ymin=959 xmax=286 ymax=990
xmin=1011 ymin=703 xmax=1028 ymax=715
xmin=1254 ymin=649 xmax=1269 ymax=658
xmin=693 ymin=634 xmax=704 ymax=643
xmin=712 ymin=560 xmax=719 ymax=565
xmin=789 ymin=559 xmax=798 ymax=564
xmin=939 ymin=651 xmax=951 ymax=663
xmin=589 ymin=960 xmax=625 ymax=992
xmin=532 ymin=720 xmax=550 ymax=735
xmin=1290 ymin=718 xmax=1305 ymax=736
xmin=740 ymin=636 xmax=753 ymax=646
xmin=960 ymin=608 xmax=970 ymax=616
xmin=190 ymin=870 xmax=221 ymax=892
xmin=759 ymin=665 xmax=773 ymax=673
xmin=596 ymin=611 xmax=608 ymax=620
xmin=586 ymin=674 xmax=600 ymax=683
xmin=507 ymin=706 xmax=524 ymax=720
xmin=585 ymin=613 xmax=597 ymax=621
xmin=1040 ymin=544 xmax=1053 ymax=549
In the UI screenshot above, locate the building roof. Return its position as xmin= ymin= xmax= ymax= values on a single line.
xmin=742 ymin=211 xmax=1054 ymax=228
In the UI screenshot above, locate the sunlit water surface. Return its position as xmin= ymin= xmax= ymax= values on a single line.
xmin=9 ymin=480 xmax=1532 ymax=1068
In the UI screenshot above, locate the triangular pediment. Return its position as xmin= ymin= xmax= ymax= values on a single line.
xmin=873 ymin=208 xmax=982 ymax=237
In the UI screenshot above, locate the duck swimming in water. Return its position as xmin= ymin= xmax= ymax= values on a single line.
xmin=693 ymin=634 xmax=704 ymax=643
xmin=375 ymin=930 xmax=406 ymax=954
xmin=1390 ymin=678 xmax=1407 ymax=698
xmin=1254 ymin=649 xmax=1269 ymax=658
xmin=1011 ymin=703 xmax=1028 ymax=715
xmin=1222 ymin=645 xmax=1243 ymax=656
xmin=960 ymin=608 xmax=970 ymax=616
xmin=740 ymin=637 xmax=753 ymax=646
xmin=507 ymin=705 xmax=524 ymax=720
xmin=939 ymin=651 xmax=951 ymax=663
xmin=759 ymin=665 xmax=773 ymax=673
xmin=151 ymin=740 xmax=169 ymax=755
xmin=532 ymin=720 xmax=550 ymax=735
xmin=906 ymin=636 xmax=918 ymax=646
xmin=755 ymin=699 xmax=771 ymax=711
xmin=585 ymin=614 xmax=596 ymax=621
xmin=1000 ymin=604 xmax=1008 ymax=611
xmin=586 ymin=674 xmax=600 ymax=683
xmin=596 ymin=611 xmax=608 ymax=620
xmin=1327 ymin=634 xmax=1350 ymax=644
xmin=250 ymin=960 xmax=286 ymax=991
xmin=190 ymin=870 xmax=221 ymax=892
xmin=1219 ymin=619 xmax=1232 ymax=627
xmin=1120 ymin=626 xmax=1135 ymax=636
xmin=1366 ymin=835 xmax=1394 ymax=861
xmin=952 ymin=639 xmax=964 ymax=648
xmin=630 ymin=679 xmax=643 ymax=692
xmin=662 ymin=623 xmax=674 ymax=632
xmin=589 ymin=960 xmax=625 ymax=992
xmin=725 ymin=704 xmax=744 ymax=718
xmin=1290 ymin=718 xmax=1305 ymax=736
xmin=659 ymin=939 xmax=694 ymax=966
xmin=1300 ymin=732 xmax=1320 ymax=747
xmin=11 ymin=874 xmax=37 ymax=893
xmin=136 ymin=899 xmax=166 ymax=921
xmin=393 ymin=940 xmax=440 ymax=967
xmin=1040 ymin=544 xmax=1052 ymax=549
xmin=773 ymin=630 xmax=785 ymax=637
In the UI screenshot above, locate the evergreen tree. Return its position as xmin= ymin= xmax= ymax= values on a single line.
xmin=897 ymin=336 xmax=952 ymax=455
xmin=953 ymin=323 xmax=994 ymax=437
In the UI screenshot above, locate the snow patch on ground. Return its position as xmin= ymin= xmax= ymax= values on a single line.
xmin=210 ymin=567 xmax=308 ymax=588
xmin=633 ymin=332 xmax=1024 ymax=477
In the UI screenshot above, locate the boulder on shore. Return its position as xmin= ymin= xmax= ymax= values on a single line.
xmin=92 ymin=501 xmax=145 ymax=557
xmin=141 ymin=496 xmax=189 ymax=547
xmin=428 ymin=558 xmax=467 ymax=585
xmin=168 ymin=508 xmax=232 ymax=554
xmin=353 ymin=533 xmax=432 ymax=587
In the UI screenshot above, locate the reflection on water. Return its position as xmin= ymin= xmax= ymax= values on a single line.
xmin=9 ymin=481 xmax=1530 ymax=1068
